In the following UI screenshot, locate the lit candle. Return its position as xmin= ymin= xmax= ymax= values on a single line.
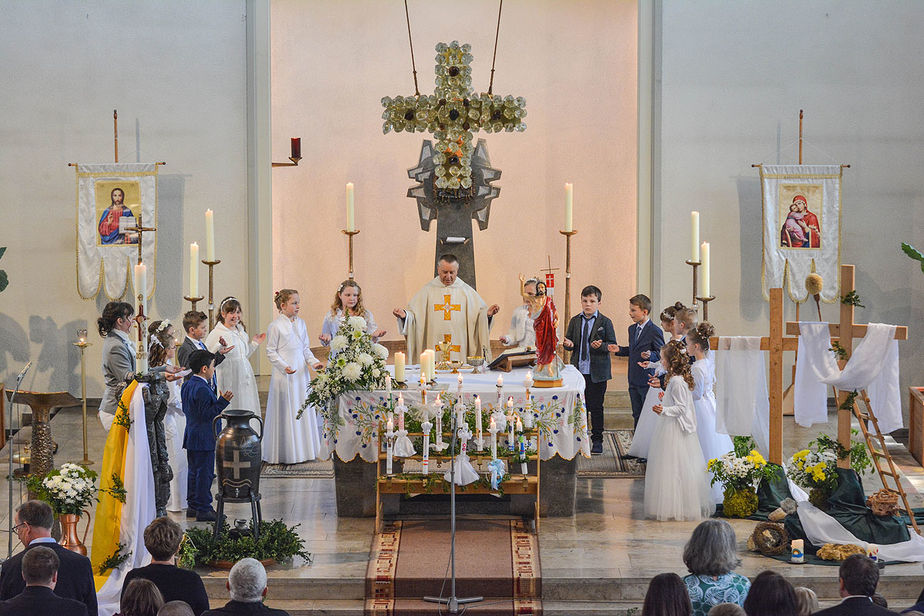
xmin=435 ymin=398 xmax=444 ymax=447
xmin=205 ymin=209 xmax=215 ymax=261
xmin=497 ymin=375 xmax=503 ymax=387
xmin=524 ymin=370 xmax=533 ymax=390
xmin=346 ymin=182 xmax=355 ymax=232
xmin=791 ymin=539 xmax=804 ymax=564
xmin=507 ymin=401 xmax=515 ymax=451
xmin=691 ymin=211 xmax=700 ymax=262
xmin=189 ymin=242 xmax=199 ymax=297
xmin=398 ymin=400 xmax=406 ymax=431
xmin=290 ymin=137 xmax=301 ymax=159
xmin=133 ymin=262 xmax=147 ymax=315
xmin=385 ymin=374 xmax=392 ymax=395
xmin=516 ymin=416 xmax=523 ymax=433
xmin=489 ymin=417 xmax=498 ymax=459
xmin=564 ymin=182 xmax=573 ymax=232
xmin=456 ymin=402 xmax=464 ymax=431
xmin=394 ymin=352 xmax=406 ymax=382
xmin=457 ymin=373 xmax=464 ymax=396
xmin=421 ymin=420 xmax=432 ymax=474
xmin=519 ymin=435 xmax=527 ymax=475
xmin=386 ymin=416 xmax=394 ymax=476
xmin=475 ymin=395 xmax=483 ymax=448
xmin=700 ymin=241 xmax=711 ymax=298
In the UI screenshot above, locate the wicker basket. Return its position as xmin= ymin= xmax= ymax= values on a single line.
xmin=866 ymin=489 xmax=900 ymax=517
xmin=751 ymin=521 xmax=790 ymax=556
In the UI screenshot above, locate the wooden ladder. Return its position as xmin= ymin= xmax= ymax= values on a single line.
xmin=847 ymin=388 xmax=920 ymax=536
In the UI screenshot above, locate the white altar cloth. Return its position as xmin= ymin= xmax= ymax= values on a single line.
xmin=319 ymin=365 xmax=589 ymax=463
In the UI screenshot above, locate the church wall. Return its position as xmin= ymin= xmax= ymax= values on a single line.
xmin=656 ymin=2 xmax=924 ymax=416
xmin=0 ymin=1 xmax=250 ymax=397
xmin=270 ymin=0 xmax=639 ymax=348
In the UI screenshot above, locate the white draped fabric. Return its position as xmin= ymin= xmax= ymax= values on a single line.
xmin=96 ymin=386 xmax=155 ymax=616
xmin=760 ymin=164 xmax=842 ymax=302
xmin=714 ymin=337 xmax=770 ymax=457
xmin=75 ymin=162 xmax=157 ymax=300
xmin=794 ymin=322 xmax=902 ymax=433
xmin=320 ymin=365 xmax=590 ymax=462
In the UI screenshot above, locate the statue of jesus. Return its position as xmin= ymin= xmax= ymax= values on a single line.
xmin=393 ymin=254 xmax=499 ymax=363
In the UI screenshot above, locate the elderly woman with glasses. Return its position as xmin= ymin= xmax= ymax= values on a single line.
xmin=682 ymin=520 xmax=750 ymax=616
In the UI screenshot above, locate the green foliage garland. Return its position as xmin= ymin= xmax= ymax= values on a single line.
xmin=178 ymin=519 xmax=311 ymax=569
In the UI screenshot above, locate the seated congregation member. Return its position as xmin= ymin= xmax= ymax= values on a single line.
xmin=795 ymin=586 xmax=820 ymax=616
xmin=121 ymin=518 xmax=210 ymax=615
xmin=683 ymin=520 xmax=750 ymax=616
xmin=0 ymin=500 xmax=96 ymax=614
xmin=120 ymin=578 xmax=165 ymax=616
xmin=743 ymin=571 xmax=798 ymax=616
xmin=815 ymin=554 xmax=901 ymax=616
xmin=159 ymin=602 xmax=195 ymax=616
xmin=0 ymin=546 xmax=87 ymax=616
xmin=904 ymin=586 xmax=924 ymax=614
xmin=708 ymin=605 xmax=746 ymax=616
xmin=202 ymin=558 xmax=289 ymax=616
xmin=642 ymin=572 xmax=693 ymax=616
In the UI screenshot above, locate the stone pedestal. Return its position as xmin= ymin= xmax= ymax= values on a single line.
xmin=333 ymin=456 xmax=379 ymax=517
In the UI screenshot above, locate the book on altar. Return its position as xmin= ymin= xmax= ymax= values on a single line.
xmin=488 ymin=347 xmax=537 ymax=371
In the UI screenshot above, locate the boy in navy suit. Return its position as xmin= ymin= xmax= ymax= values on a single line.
xmin=609 ymin=294 xmax=663 ymax=429
xmin=563 ymin=285 xmax=617 ymax=455
xmin=181 ymin=350 xmax=233 ymax=521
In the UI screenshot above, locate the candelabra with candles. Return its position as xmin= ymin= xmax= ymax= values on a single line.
xmin=685 ymin=259 xmax=701 ymax=307
xmin=73 ymin=330 xmax=93 ymax=466
xmin=272 ymin=137 xmax=302 ymax=167
xmin=343 ymin=230 xmax=360 ymax=280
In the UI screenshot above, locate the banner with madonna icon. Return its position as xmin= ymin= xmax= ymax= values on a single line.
xmin=75 ymin=163 xmax=157 ymax=300
xmin=760 ymin=164 xmax=842 ymax=302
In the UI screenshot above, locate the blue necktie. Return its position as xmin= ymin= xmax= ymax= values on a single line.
xmin=581 ymin=317 xmax=591 ymax=363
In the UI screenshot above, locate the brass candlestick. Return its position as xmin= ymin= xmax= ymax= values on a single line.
xmin=695 ymin=295 xmax=715 ymax=321
xmin=73 ymin=335 xmax=93 ymax=466
xmin=184 ymin=295 xmax=205 ymax=312
xmin=202 ymin=259 xmax=221 ymax=328
xmin=271 ymin=155 xmax=301 ymax=168
xmin=685 ymin=259 xmax=701 ymax=306
xmin=342 ymin=229 xmax=360 ymax=279
xmin=559 ymin=230 xmax=577 ymax=362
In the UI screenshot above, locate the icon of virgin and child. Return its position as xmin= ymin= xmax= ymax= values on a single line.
xmin=780 ymin=194 xmax=821 ymax=248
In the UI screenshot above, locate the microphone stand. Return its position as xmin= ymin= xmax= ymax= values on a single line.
xmin=423 ymin=409 xmax=483 ymax=613
xmin=7 ymin=361 xmax=33 ymax=558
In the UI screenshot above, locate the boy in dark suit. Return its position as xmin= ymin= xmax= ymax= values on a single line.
xmin=563 ymin=285 xmax=617 ymax=454
xmin=609 ymin=294 xmax=664 ymax=430
xmin=176 ymin=311 xmax=231 ymax=388
xmin=0 ymin=546 xmax=87 ymax=616
xmin=181 ymin=350 xmax=233 ymax=521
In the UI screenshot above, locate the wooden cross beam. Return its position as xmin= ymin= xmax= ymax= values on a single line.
xmin=784 ymin=264 xmax=908 ymax=467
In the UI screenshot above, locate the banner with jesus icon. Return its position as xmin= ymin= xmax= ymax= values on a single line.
xmin=760 ymin=164 xmax=842 ymax=302
xmin=75 ymin=163 xmax=157 ymax=300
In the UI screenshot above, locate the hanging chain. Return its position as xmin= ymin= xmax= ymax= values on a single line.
xmin=487 ymin=0 xmax=503 ymax=95
xmin=404 ymin=0 xmax=420 ymax=97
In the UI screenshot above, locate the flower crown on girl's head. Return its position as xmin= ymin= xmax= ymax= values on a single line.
xmin=219 ymin=296 xmax=238 ymax=312
xmin=155 ymin=319 xmax=171 ymax=333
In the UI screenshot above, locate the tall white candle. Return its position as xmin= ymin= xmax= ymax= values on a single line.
xmin=457 ymin=373 xmax=463 ymax=395
xmin=394 ymin=352 xmax=406 ymax=382
xmin=700 ymin=241 xmax=711 ymax=298
xmin=524 ymin=370 xmax=533 ymax=390
xmin=133 ymin=262 xmax=147 ymax=313
xmin=421 ymin=420 xmax=432 ymax=474
xmin=475 ymin=395 xmax=483 ymax=447
xmin=346 ymin=182 xmax=355 ymax=231
xmin=189 ymin=242 xmax=199 ymax=297
xmin=690 ymin=211 xmax=700 ymax=262
xmin=205 ymin=209 xmax=215 ymax=261
xmin=489 ymin=418 xmax=498 ymax=460
xmin=385 ymin=374 xmax=392 ymax=395
xmin=386 ymin=416 xmax=394 ymax=476
xmin=564 ymin=183 xmax=574 ymax=232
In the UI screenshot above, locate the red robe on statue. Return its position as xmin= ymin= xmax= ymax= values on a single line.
xmin=533 ymin=296 xmax=558 ymax=366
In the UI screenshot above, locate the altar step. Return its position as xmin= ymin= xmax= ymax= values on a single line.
xmin=199 ymin=573 xmax=919 ymax=614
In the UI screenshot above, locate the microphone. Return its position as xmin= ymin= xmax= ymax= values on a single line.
xmin=15 ymin=361 xmax=32 ymax=383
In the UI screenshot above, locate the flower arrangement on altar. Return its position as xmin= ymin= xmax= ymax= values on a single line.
xmin=707 ymin=437 xmax=775 ymax=518
xmin=299 ymin=316 xmax=389 ymax=420
xmin=787 ymin=432 xmax=871 ymax=509
xmin=25 ymin=462 xmax=125 ymax=515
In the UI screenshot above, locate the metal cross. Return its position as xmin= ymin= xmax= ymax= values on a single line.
xmin=123 ymin=211 xmax=156 ymax=265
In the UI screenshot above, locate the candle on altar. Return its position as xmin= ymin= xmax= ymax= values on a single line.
xmin=394 ymin=352 xmax=406 ymax=382
xmin=133 ymin=262 xmax=147 ymax=316
xmin=690 ymin=211 xmax=700 ymax=262
xmin=189 ymin=242 xmax=199 ymax=297
xmin=455 ymin=401 xmax=464 ymax=431
xmin=420 ymin=385 xmax=427 ymax=406
xmin=421 ymin=420 xmax=432 ymax=474
xmin=419 ymin=352 xmax=427 ymax=378
xmin=489 ymin=416 xmax=498 ymax=460
xmin=507 ymin=404 xmax=515 ymax=451
xmin=474 ymin=395 xmax=483 ymax=446
xmin=524 ymin=370 xmax=533 ymax=390
xmin=398 ymin=404 xmax=405 ymax=431
xmin=457 ymin=372 xmax=463 ymax=395
xmin=346 ymin=182 xmax=355 ymax=232
xmin=434 ymin=397 xmax=444 ymax=446
xmin=564 ymin=183 xmax=574 ymax=232
xmin=496 ymin=374 xmax=503 ymax=387
xmin=290 ymin=137 xmax=301 ymax=159
xmin=519 ymin=435 xmax=528 ymax=475
xmin=205 ymin=209 xmax=215 ymax=261
xmin=516 ymin=416 xmax=523 ymax=433
xmin=700 ymin=241 xmax=711 ymax=297
xmin=385 ymin=373 xmax=392 ymax=394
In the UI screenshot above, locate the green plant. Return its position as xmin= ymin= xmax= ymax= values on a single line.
xmin=98 ymin=543 xmax=131 ymax=575
xmin=901 ymin=242 xmax=924 ymax=273
xmin=178 ymin=519 xmax=311 ymax=569
xmin=841 ymin=290 xmax=864 ymax=308
xmin=706 ymin=436 xmax=775 ymax=491
xmin=838 ymin=390 xmax=859 ymax=411
xmin=788 ymin=431 xmax=871 ymax=494
xmin=829 ymin=341 xmax=849 ymax=361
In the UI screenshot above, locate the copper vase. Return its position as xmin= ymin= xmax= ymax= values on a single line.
xmin=58 ymin=512 xmax=89 ymax=555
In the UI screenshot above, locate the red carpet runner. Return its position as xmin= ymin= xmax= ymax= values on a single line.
xmin=365 ymin=519 xmax=541 ymax=615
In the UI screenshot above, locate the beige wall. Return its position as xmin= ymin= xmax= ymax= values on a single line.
xmin=271 ymin=0 xmax=639 ymax=345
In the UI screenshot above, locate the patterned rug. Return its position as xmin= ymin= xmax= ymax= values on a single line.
xmin=576 ymin=430 xmax=646 ymax=478
xmin=260 ymin=459 xmax=335 ymax=479
xmin=366 ymin=518 xmax=541 ymax=615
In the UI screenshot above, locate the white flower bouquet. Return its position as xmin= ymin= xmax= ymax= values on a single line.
xmin=299 ymin=315 xmax=389 ymax=419
xmin=26 ymin=463 xmax=99 ymax=515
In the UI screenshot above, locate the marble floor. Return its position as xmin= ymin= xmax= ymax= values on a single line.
xmin=3 ymin=398 xmax=924 ymax=614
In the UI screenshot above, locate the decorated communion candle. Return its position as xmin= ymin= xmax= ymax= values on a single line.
xmin=435 ymin=398 xmax=444 ymax=446
xmin=475 ymin=395 xmax=483 ymax=445
xmin=690 ymin=211 xmax=700 ymax=262
xmin=394 ymin=352 xmax=406 ymax=382
xmin=791 ymin=539 xmax=804 ymax=564
xmin=489 ymin=416 xmax=498 ymax=460
xmin=866 ymin=544 xmax=879 ymax=562
xmin=519 ymin=435 xmax=527 ymax=474
xmin=134 ymin=262 xmax=147 ymax=316
xmin=524 ymin=370 xmax=533 ymax=389
xmin=421 ymin=420 xmax=432 ymax=474
xmin=385 ymin=374 xmax=392 ymax=394
xmin=386 ymin=416 xmax=394 ymax=476
xmin=457 ymin=373 xmax=463 ymax=395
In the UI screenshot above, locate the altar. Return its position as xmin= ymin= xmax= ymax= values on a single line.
xmin=320 ymin=365 xmax=589 ymax=519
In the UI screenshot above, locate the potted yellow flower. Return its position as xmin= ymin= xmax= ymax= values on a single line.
xmin=707 ymin=437 xmax=775 ymax=518
xmin=787 ymin=432 xmax=871 ymax=510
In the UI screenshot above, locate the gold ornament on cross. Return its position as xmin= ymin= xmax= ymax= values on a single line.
xmin=435 ymin=334 xmax=461 ymax=363
xmin=433 ymin=294 xmax=461 ymax=320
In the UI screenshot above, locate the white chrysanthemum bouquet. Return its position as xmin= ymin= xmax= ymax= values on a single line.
xmin=299 ymin=315 xmax=389 ymax=419
xmin=26 ymin=463 xmax=99 ymax=515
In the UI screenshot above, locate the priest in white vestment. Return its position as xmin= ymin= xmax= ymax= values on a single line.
xmin=393 ymin=254 xmax=499 ymax=362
